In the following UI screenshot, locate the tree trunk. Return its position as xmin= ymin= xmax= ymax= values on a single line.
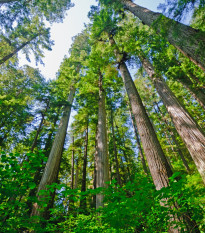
xmin=80 ymin=120 xmax=89 ymax=211
xmin=96 ymin=72 xmax=109 ymax=209
xmin=0 ymin=34 xmax=39 ymax=65
xmin=68 ymin=136 xmax=75 ymax=212
xmin=154 ymin=102 xmax=191 ymax=173
xmin=110 ymin=105 xmax=122 ymax=186
xmin=74 ymin=157 xmax=79 ymax=189
xmin=31 ymin=85 xmax=76 ymax=217
xmin=71 ymin=136 xmax=75 ymax=190
xmin=140 ymin=54 xmax=205 ymax=183
xmin=128 ymin=104 xmax=149 ymax=175
xmin=118 ymin=61 xmax=183 ymax=233
xmin=92 ymin=126 xmax=98 ymax=209
xmin=110 ymin=36 xmax=172 ymax=190
xmin=118 ymin=0 xmax=205 ymax=71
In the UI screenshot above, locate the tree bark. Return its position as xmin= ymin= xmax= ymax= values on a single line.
xmin=128 ymin=104 xmax=149 ymax=175
xmin=68 ymin=136 xmax=75 ymax=212
xmin=118 ymin=0 xmax=205 ymax=71
xmin=154 ymin=102 xmax=191 ymax=173
xmin=110 ymin=105 xmax=122 ymax=186
xmin=110 ymin=36 xmax=172 ymax=191
xmin=80 ymin=120 xmax=89 ymax=211
xmin=74 ymin=157 xmax=79 ymax=189
xmin=31 ymin=85 xmax=76 ymax=217
xmin=71 ymin=136 xmax=75 ymax=190
xmin=92 ymin=126 xmax=98 ymax=209
xmin=96 ymin=72 xmax=109 ymax=209
xmin=140 ymin=54 xmax=205 ymax=183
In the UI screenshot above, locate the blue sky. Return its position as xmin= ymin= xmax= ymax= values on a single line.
xmin=19 ymin=0 xmax=165 ymax=80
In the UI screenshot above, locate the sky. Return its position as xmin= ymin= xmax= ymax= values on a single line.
xmin=19 ymin=0 xmax=165 ymax=81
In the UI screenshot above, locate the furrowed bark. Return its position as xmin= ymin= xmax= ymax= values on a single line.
xmin=96 ymin=73 xmax=109 ymax=209
xmin=68 ymin=136 xmax=75 ymax=212
xmin=128 ymin=104 xmax=149 ymax=175
xmin=154 ymin=102 xmax=191 ymax=173
xmin=110 ymin=105 xmax=122 ymax=186
xmin=109 ymin=36 xmax=172 ymax=190
xmin=80 ymin=120 xmax=89 ymax=211
xmin=140 ymin=54 xmax=205 ymax=183
xmin=109 ymin=36 xmax=182 ymax=232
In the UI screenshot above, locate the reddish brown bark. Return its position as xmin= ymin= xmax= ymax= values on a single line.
xmin=96 ymin=73 xmax=109 ymax=208
xmin=140 ymin=54 xmax=205 ymax=183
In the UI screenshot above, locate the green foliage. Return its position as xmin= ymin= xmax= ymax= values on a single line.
xmin=0 ymin=151 xmax=47 ymax=232
xmin=2 ymin=173 xmax=202 ymax=232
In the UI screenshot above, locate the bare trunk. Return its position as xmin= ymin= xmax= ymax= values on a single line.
xmin=119 ymin=0 xmax=205 ymax=71
xmin=31 ymin=86 xmax=76 ymax=217
xmin=68 ymin=136 xmax=75 ymax=212
xmin=128 ymin=104 xmax=149 ymax=175
xmin=140 ymin=55 xmax=205 ymax=183
xmin=110 ymin=36 xmax=172 ymax=190
xmin=154 ymin=102 xmax=191 ymax=173
xmin=74 ymin=158 xmax=79 ymax=189
xmin=71 ymin=136 xmax=75 ymax=190
xmin=96 ymin=73 xmax=109 ymax=209
xmin=80 ymin=120 xmax=89 ymax=211
xmin=92 ymin=126 xmax=98 ymax=209
xmin=110 ymin=106 xmax=122 ymax=186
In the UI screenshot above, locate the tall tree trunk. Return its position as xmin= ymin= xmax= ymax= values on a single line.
xmin=96 ymin=72 xmax=109 ymax=209
xmin=128 ymin=104 xmax=149 ymax=175
xmin=71 ymin=136 xmax=75 ymax=190
xmin=110 ymin=105 xmax=122 ymax=186
xmin=118 ymin=0 xmax=205 ymax=71
xmin=0 ymin=34 xmax=39 ymax=65
xmin=109 ymin=35 xmax=183 ymax=233
xmin=80 ymin=120 xmax=89 ymax=211
xmin=154 ymin=102 xmax=191 ymax=173
xmin=74 ymin=157 xmax=79 ymax=189
xmin=31 ymin=85 xmax=76 ymax=217
xmin=92 ymin=126 xmax=98 ymax=209
xmin=140 ymin=54 xmax=205 ymax=183
xmin=68 ymin=136 xmax=75 ymax=212
xmin=110 ymin=36 xmax=173 ymax=189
